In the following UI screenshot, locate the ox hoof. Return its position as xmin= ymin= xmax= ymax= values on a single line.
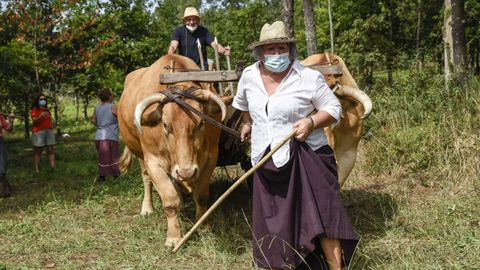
xmin=140 ymin=208 xmax=154 ymax=216
xmin=164 ymin=237 xmax=181 ymax=249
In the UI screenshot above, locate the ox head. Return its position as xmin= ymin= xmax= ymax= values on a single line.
xmin=302 ymin=53 xmax=372 ymax=119
xmin=133 ymin=87 xmax=229 ymax=191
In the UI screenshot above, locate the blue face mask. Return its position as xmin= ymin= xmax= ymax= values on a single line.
xmin=39 ymin=100 xmax=47 ymax=107
xmin=263 ymin=52 xmax=291 ymax=73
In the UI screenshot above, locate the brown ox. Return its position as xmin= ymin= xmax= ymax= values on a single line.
xmin=118 ymin=54 xmax=231 ymax=248
xmin=301 ymin=53 xmax=372 ymax=187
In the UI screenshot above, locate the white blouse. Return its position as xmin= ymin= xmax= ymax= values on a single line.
xmin=232 ymin=60 xmax=341 ymax=168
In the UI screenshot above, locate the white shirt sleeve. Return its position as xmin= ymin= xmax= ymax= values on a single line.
xmin=232 ymin=70 xmax=250 ymax=111
xmin=311 ymin=73 xmax=342 ymax=124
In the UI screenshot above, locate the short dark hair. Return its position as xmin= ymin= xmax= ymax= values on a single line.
xmin=99 ymin=89 xmax=112 ymax=102
xmin=32 ymin=93 xmax=48 ymax=109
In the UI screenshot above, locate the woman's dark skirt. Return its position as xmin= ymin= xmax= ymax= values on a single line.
xmin=252 ymin=140 xmax=358 ymax=270
xmin=95 ymin=140 xmax=120 ymax=177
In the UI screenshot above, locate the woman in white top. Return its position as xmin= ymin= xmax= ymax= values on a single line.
xmin=232 ymin=21 xmax=358 ymax=270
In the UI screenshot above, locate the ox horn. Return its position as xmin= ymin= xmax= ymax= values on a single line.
xmin=192 ymin=89 xmax=228 ymax=121
xmin=334 ymin=84 xmax=372 ymax=119
xmin=134 ymin=93 xmax=168 ymax=134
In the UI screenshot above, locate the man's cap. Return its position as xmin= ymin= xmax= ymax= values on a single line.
xmin=248 ymin=21 xmax=296 ymax=50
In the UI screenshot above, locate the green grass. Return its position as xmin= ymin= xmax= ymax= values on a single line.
xmin=1 ymin=74 xmax=479 ymax=269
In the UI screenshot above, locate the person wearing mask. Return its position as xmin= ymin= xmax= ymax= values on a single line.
xmin=92 ymin=89 xmax=120 ymax=183
xmin=232 ymin=21 xmax=358 ymax=270
xmin=0 ymin=113 xmax=15 ymax=197
xmin=168 ymin=7 xmax=231 ymax=70
xmin=31 ymin=94 xmax=56 ymax=173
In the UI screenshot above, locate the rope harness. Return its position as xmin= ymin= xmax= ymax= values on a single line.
xmin=159 ymin=87 xmax=240 ymax=137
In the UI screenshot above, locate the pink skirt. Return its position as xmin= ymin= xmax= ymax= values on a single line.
xmin=95 ymin=140 xmax=120 ymax=177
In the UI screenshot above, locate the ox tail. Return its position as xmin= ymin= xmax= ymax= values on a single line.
xmin=119 ymin=147 xmax=134 ymax=174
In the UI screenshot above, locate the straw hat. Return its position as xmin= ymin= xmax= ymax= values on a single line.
xmin=183 ymin=7 xmax=200 ymax=19
xmin=248 ymin=21 xmax=296 ymax=50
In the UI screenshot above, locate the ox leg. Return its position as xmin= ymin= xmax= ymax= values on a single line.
xmin=336 ymin=148 xmax=358 ymax=188
xmin=193 ymin=163 xmax=216 ymax=225
xmin=139 ymin=160 xmax=154 ymax=216
xmin=193 ymin=182 xmax=210 ymax=222
xmin=144 ymin=157 xmax=183 ymax=248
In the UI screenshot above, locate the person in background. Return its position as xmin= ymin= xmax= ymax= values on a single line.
xmin=31 ymin=94 xmax=56 ymax=173
xmin=92 ymin=89 xmax=120 ymax=183
xmin=168 ymin=6 xmax=231 ymax=70
xmin=0 ymin=113 xmax=15 ymax=197
xmin=232 ymin=21 xmax=358 ymax=270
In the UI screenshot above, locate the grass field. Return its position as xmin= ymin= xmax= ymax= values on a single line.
xmin=1 ymin=74 xmax=479 ymax=269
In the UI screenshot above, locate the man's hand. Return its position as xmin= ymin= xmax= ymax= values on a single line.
xmin=223 ymin=46 xmax=231 ymax=56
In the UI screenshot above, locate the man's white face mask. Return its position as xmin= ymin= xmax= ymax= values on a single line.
xmin=186 ymin=25 xmax=198 ymax=32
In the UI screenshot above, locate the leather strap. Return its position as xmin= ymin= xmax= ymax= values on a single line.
xmin=160 ymin=87 xmax=240 ymax=137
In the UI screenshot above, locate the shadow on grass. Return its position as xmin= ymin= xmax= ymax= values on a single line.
xmin=342 ymin=187 xmax=398 ymax=238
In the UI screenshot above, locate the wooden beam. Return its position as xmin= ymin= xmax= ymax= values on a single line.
xmin=159 ymin=70 xmax=240 ymax=84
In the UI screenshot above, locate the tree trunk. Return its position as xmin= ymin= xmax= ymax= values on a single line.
xmin=475 ymin=40 xmax=480 ymax=75
xmin=303 ymin=0 xmax=317 ymax=55
xmin=451 ymin=0 xmax=467 ymax=72
xmin=23 ymin=95 xmax=30 ymax=140
xmin=83 ymin=94 xmax=89 ymax=120
xmin=416 ymin=0 xmax=423 ymax=72
xmin=282 ymin=0 xmax=295 ymax=38
xmin=75 ymin=92 xmax=80 ymax=121
xmin=327 ymin=0 xmax=334 ymax=53
xmin=386 ymin=0 xmax=394 ymax=85
xmin=52 ymin=83 xmax=61 ymax=136
xmin=444 ymin=0 xmax=453 ymax=84
xmin=33 ymin=1 xmax=40 ymax=91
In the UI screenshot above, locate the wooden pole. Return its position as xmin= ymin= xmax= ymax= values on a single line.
xmin=225 ymin=46 xmax=234 ymax=95
xmin=196 ymin=39 xmax=205 ymax=71
xmin=170 ymin=60 xmax=175 ymax=73
xmin=172 ymin=128 xmax=298 ymax=253
xmin=328 ymin=0 xmax=334 ymax=53
xmin=213 ymin=37 xmax=224 ymax=95
xmin=325 ymin=52 xmax=332 ymax=65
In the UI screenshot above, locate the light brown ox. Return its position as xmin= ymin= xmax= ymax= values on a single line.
xmin=118 ymin=54 xmax=232 ymax=248
xmin=301 ymin=53 xmax=372 ymax=187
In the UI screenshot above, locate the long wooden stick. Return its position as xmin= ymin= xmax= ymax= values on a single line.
xmin=172 ymin=128 xmax=298 ymax=253
xmin=213 ymin=37 xmax=223 ymax=95
xmin=196 ymin=39 xmax=205 ymax=71
xmin=225 ymin=47 xmax=234 ymax=95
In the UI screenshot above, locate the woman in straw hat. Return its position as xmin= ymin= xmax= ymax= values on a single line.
xmin=168 ymin=7 xmax=230 ymax=70
xmin=232 ymin=21 xmax=358 ymax=270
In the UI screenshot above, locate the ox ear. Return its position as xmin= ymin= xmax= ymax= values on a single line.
xmin=204 ymin=95 xmax=233 ymax=115
xmin=141 ymin=104 xmax=162 ymax=126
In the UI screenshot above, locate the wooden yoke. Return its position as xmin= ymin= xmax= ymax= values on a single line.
xmin=159 ymin=70 xmax=242 ymax=84
xmin=159 ymin=62 xmax=341 ymax=85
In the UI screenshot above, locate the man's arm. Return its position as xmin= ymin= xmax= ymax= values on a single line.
xmin=168 ymin=40 xmax=179 ymax=54
xmin=210 ymin=42 xmax=231 ymax=56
